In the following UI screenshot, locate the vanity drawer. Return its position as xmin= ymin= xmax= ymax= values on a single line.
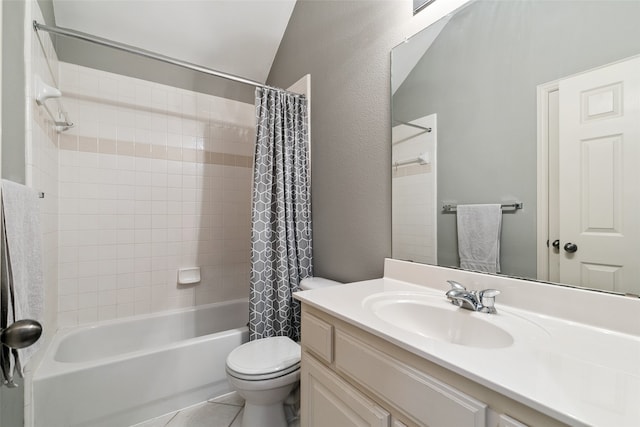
xmin=335 ymin=329 xmax=487 ymax=427
xmin=499 ymin=414 xmax=529 ymax=427
xmin=301 ymin=312 xmax=334 ymax=363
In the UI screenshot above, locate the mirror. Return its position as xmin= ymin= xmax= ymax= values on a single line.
xmin=391 ymin=0 xmax=640 ymax=296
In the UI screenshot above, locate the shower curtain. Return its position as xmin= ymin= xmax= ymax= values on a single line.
xmin=249 ymin=87 xmax=312 ymax=342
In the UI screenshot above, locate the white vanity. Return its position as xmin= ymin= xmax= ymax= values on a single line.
xmin=294 ymin=259 xmax=640 ymax=427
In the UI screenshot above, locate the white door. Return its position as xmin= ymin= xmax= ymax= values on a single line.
xmin=558 ymin=55 xmax=640 ymax=294
xmin=547 ymin=88 xmax=561 ymax=283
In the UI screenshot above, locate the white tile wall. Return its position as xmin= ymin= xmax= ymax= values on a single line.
xmin=25 ymin=1 xmax=60 ymax=424
xmin=57 ymin=62 xmax=256 ymax=327
xmin=391 ymin=115 xmax=437 ymax=265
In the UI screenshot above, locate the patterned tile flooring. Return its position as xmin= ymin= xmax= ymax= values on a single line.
xmin=131 ymin=393 xmax=245 ymax=427
xmin=131 ymin=392 xmax=301 ymax=427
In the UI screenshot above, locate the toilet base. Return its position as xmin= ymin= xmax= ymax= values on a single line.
xmin=241 ymin=402 xmax=288 ymax=427
xmin=227 ymin=368 xmax=300 ymax=427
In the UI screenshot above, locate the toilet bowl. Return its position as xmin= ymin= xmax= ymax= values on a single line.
xmin=226 ymin=336 xmax=301 ymax=427
xmin=226 ymin=276 xmax=341 ymax=427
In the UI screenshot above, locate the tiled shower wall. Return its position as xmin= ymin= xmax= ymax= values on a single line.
xmin=29 ymin=5 xmax=60 ymax=330
xmin=391 ymin=115 xmax=437 ymax=265
xmin=56 ymin=62 xmax=255 ymax=327
xmin=27 ymin=0 xmax=60 ymax=422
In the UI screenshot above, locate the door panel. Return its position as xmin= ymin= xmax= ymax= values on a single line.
xmin=559 ymin=55 xmax=640 ymax=294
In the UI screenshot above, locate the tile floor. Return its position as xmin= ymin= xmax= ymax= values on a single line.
xmin=131 ymin=393 xmax=245 ymax=427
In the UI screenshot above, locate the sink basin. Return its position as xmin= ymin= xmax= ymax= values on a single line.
xmin=363 ymin=292 xmax=514 ymax=348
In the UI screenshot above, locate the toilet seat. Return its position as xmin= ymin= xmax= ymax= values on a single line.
xmin=226 ymin=336 xmax=301 ymax=381
xmin=227 ymin=362 xmax=300 ymax=381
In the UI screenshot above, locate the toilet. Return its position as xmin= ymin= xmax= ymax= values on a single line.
xmin=226 ymin=277 xmax=341 ymax=427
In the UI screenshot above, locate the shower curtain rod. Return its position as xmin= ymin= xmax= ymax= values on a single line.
xmin=33 ymin=21 xmax=301 ymax=97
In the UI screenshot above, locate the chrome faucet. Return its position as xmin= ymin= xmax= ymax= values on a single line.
xmin=445 ymin=280 xmax=500 ymax=314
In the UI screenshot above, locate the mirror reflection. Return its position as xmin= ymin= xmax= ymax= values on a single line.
xmin=391 ymin=0 xmax=640 ymax=296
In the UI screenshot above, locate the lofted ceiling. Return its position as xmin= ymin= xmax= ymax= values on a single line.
xmin=51 ymin=0 xmax=298 ymax=84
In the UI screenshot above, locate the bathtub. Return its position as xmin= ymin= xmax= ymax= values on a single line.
xmin=33 ymin=299 xmax=249 ymax=427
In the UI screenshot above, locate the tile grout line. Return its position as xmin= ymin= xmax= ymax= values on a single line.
xmin=162 ymin=411 xmax=180 ymax=427
xmin=209 ymin=401 xmax=244 ymax=408
xmin=227 ymin=407 xmax=242 ymax=427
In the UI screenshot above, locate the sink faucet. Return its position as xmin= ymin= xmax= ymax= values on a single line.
xmin=445 ymin=280 xmax=500 ymax=314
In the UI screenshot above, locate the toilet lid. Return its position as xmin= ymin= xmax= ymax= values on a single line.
xmin=227 ymin=336 xmax=301 ymax=376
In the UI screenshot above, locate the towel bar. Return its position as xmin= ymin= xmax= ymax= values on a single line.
xmin=442 ymin=202 xmax=523 ymax=212
xmin=393 ymin=152 xmax=429 ymax=170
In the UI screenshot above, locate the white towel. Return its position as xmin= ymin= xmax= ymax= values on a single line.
xmin=1 ymin=180 xmax=44 ymax=380
xmin=456 ymin=204 xmax=502 ymax=273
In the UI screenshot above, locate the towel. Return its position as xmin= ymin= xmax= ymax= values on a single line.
xmin=456 ymin=204 xmax=502 ymax=273
xmin=1 ymin=180 xmax=44 ymax=383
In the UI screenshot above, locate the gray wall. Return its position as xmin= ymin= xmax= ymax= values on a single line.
xmin=267 ymin=1 xmax=420 ymax=282
xmin=393 ymin=0 xmax=640 ymax=278
xmin=2 ymin=0 xmax=27 ymax=184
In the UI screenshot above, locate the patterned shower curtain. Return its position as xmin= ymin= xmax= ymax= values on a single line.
xmin=249 ymin=87 xmax=313 ymax=342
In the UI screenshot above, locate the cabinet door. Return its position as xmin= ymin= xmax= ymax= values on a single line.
xmin=301 ymin=352 xmax=390 ymax=427
xmin=301 ymin=312 xmax=334 ymax=363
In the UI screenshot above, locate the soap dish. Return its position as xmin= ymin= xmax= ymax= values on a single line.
xmin=177 ymin=267 xmax=201 ymax=285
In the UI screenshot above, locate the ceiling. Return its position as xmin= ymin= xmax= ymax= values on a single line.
xmin=51 ymin=0 xmax=298 ymax=84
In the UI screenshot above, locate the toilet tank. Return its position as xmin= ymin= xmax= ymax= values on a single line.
xmin=299 ymin=277 xmax=342 ymax=291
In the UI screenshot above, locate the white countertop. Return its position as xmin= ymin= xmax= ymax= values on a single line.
xmin=295 ymin=277 xmax=640 ymax=427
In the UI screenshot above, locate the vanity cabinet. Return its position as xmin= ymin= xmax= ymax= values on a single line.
xmin=333 ymin=329 xmax=486 ymax=427
xmin=302 ymin=352 xmax=390 ymax=426
xmin=300 ymin=305 xmax=567 ymax=427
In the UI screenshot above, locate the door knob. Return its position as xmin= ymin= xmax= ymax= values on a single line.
xmin=552 ymin=239 xmax=560 ymax=249
xmin=563 ymin=242 xmax=578 ymax=253
xmin=0 ymin=319 xmax=42 ymax=349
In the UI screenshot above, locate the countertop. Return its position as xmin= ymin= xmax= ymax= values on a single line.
xmin=294 ymin=277 xmax=640 ymax=427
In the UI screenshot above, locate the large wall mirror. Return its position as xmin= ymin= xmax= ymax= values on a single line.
xmin=391 ymin=0 xmax=640 ymax=296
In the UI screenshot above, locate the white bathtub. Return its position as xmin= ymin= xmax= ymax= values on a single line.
xmin=33 ymin=299 xmax=249 ymax=427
